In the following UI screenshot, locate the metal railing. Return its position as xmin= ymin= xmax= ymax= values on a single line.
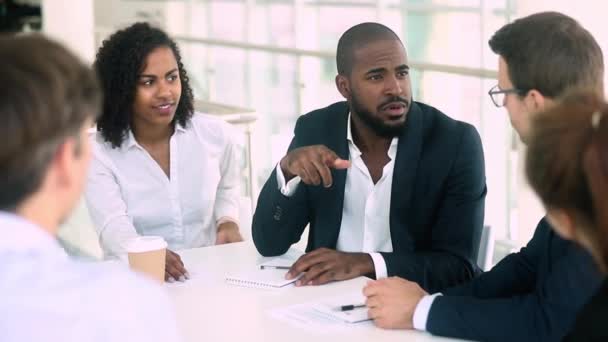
xmin=172 ymin=34 xmax=498 ymax=78
xmin=95 ymin=28 xmax=497 ymax=79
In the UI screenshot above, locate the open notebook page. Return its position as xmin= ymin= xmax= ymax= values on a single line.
xmin=226 ymin=249 xmax=304 ymax=289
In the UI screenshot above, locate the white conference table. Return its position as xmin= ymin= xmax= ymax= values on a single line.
xmin=167 ymin=241 xmax=467 ymax=342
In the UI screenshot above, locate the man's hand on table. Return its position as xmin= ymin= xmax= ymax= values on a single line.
xmin=285 ymin=248 xmax=374 ymax=286
xmin=363 ymin=277 xmax=427 ymax=329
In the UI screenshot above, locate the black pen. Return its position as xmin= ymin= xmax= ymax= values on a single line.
xmin=259 ymin=265 xmax=291 ymax=270
xmin=337 ymin=304 xmax=366 ymax=311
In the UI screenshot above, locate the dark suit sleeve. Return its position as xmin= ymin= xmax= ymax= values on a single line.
xmin=442 ymin=220 xmax=545 ymax=298
xmin=381 ymin=124 xmax=486 ymax=292
xmin=252 ymin=117 xmax=311 ymax=256
xmin=426 ymin=223 xmax=600 ymax=342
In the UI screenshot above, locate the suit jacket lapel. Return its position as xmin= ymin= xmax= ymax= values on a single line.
xmin=390 ymin=102 xmax=424 ymax=248
xmin=322 ymin=103 xmax=350 ymax=248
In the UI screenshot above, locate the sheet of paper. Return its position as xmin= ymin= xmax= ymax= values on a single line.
xmin=269 ymin=294 xmax=373 ymax=334
xmin=312 ymin=293 xmax=369 ymax=323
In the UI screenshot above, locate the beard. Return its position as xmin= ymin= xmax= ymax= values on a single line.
xmin=350 ymin=92 xmax=409 ymax=138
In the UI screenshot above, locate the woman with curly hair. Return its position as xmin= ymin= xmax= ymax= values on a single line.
xmin=526 ymin=90 xmax=608 ymax=340
xmin=86 ymin=22 xmax=243 ymax=283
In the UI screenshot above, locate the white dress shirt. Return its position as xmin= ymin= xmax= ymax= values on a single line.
xmin=86 ymin=113 xmax=240 ymax=256
xmin=413 ymin=293 xmax=442 ymax=330
xmin=0 ymin=212 xmax=180 ymax=342
xmin=276 ymin=114 xmax=397 ymax=278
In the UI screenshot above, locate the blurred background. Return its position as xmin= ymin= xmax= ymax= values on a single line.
xmin=4 ymin=0 xmax=607 ymax=265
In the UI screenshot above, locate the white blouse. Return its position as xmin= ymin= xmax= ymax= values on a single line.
xmin=85 ymin=113 xmax=240 ymax=256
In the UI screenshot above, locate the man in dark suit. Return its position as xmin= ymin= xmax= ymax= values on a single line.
xmin=363 ymin=12 xmax=604 ymax=342
xmin=252 ymin=22 xmax=487 ymax=293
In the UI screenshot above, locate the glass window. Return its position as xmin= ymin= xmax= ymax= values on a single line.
xmin=171 ymin=0 xmax=516 ymax=251
xmin=250 ymin=2 xmax=295 ymax=47
xmin=210 ymin=2 xmax=247 ymax=41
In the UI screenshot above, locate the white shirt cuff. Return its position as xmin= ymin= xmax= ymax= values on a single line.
xmin=369 ymin=252 xmax=388 ymax=279
xmin=413 ymin=293 xmax=442 ymax=331
xmin=216 ymin=216 xmax=238 ymax=227
xmin=275 ymin=163 xmax=301 ymax=197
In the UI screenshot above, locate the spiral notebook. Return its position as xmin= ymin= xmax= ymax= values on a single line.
xmin=225 ymin=252 xmax=303 ymax=289
xmin=225 ymin=268 xmax=300 ymax=289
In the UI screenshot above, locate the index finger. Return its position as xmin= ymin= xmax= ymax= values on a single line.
xmin=168 ymin=250 xmax=185 ymax=266
xmin=166 ymin=262 xmax=186 ymax=280
xmin=333 ymin=158 xmax=351 ymax=169
xmin=167 ymin=251 xmax=188 ymax=275
xmin=320 ymin=149 xmax=350 ymax=170
xmin=320 ymin=148 xmax=339 ymax=166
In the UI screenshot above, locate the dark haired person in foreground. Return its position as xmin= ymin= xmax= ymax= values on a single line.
xmin=0 ymin=34 xmax=179 ymax=342
xmin=363 ymin=12 xmax=604 ymax=342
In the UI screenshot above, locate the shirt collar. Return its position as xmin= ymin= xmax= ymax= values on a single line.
xmin=123 ymin=122 xmax=187 ymax=150
xmin=124 ymin=129 xmax=139 ymax=150
xmin=0 ymin=211 xmax=67 ymax=258
xmin=347 ymin=112 xmax=399 ymax=160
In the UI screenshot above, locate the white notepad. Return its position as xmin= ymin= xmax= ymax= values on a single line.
xmin=225 ymin=251 xmax=304 ymax=289
xmin=312 ymin=293 xmax=370 ymax=323
xmin=225 ymin=268 xmax=299 ymax=289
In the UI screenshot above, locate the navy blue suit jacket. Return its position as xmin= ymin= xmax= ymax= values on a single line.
xmin=563 ymin=278 xmax=608 ymax=341
xmin=252 ymin=101 xmax=487 ymax=292
xmin=427 ymin=218 xmax=601 ymax=341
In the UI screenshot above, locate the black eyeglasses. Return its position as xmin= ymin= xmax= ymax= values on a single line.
xmin=488 ymin=85 xmax=526 ymax=107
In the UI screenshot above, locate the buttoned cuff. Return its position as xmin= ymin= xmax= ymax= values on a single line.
xmin=369 ymin=252 xmax=388 ymax=279
xmin=275 ymin=163 xmax=301 ymax=197
xmin=413 ymin=293 xmax=442 ymax=331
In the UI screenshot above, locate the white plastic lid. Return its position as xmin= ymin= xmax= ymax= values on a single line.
xmin=126 ymin=236 xmax=167 ymax=253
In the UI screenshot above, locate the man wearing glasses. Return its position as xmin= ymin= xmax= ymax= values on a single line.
xmin=363 ymin=11 xmax=604 ymax=342
xmin=488 ymin=86 xmax=526 ymax=107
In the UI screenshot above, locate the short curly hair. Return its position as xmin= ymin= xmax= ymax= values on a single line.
xmin=94 ymin=22 xmax=194 ymax=148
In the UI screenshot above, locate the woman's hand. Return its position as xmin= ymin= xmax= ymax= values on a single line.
xmin=165 ymin=249 xmax=189 ymax=282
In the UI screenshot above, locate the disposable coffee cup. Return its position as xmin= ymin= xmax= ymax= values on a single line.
xmin=127 ymin=236 xmax=167 ymax=283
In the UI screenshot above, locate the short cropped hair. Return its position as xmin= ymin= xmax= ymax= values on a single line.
xmin=336 ymin=22 xmax=402 ymax=76
xmin=0 ymin=34 xmax=101 ymax=210
xmin=489 ymin=11 xmax=604 ymax=98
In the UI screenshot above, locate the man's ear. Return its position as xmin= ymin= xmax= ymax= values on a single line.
xmin=53 ymin=137 xmax=79 ymax=188
xmin=335 ymin=74 xmax=351 ymax=99
xmin=524 ymin=89 xmax=548 ymax=113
